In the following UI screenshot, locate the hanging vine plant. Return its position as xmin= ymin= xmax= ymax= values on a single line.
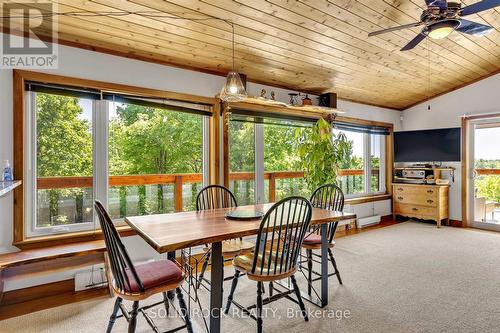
xmin=297 ymin=117 xmax=351 ymax=192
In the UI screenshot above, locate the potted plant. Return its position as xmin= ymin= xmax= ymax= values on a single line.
xmin=297 ymin=117 xmax=351 ymax=192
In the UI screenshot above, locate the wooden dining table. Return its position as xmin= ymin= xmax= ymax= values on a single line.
xmin=125 ymin=203 xmax=356 ymax=333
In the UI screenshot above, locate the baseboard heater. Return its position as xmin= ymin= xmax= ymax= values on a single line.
xmin=356 ymin=215 xmax=381 ymax=228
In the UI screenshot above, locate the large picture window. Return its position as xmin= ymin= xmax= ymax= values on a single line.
xmin=28 ymin=92 xmax=95 ymax=236
xmin=263 ymin=119 xmax=310 ymax=202
xmin=334 ymin=122 xmax=387 ymax=198
xmin=226 ymin=110 xmax=389 ymax=204
xmin=24 ymin=81 xmax=211 ymax=237
xmin=108 ymin=99 xmax=205 ymax=220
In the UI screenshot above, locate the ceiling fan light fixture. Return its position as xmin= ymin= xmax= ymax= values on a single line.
xmin=427 ymin=21 xmax=459 ymax=39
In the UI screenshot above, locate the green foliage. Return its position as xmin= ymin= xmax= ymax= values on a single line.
xmin=110 ymin=104 xmax=203 ymax=175
xmin=36 ymin=93 xmax=93 ymax=226
xmin=264 ymin=122 xmax=306 ymax=171
xmin=474 ymin=159 xmax=500 ymax=202
xmin=229 ymin=120 xmax=255 ymax=172
xmin=475 ymin=176 xmax=500 ymax=202
xmin=36 ymin=93 xmax=92 ymax=177
xmin=109 ymin=104 xmax=204 ymax=215
xmin=296 ymin=118 xmax=351 ymax=191
xmin=475 ymin=159 xmax=500 ymax=169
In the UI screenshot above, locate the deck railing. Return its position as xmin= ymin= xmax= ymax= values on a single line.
xmin=37 ymin=170 xmax=378 ymax=206
xmin=36 ymin=169 xmax=378 ymax=226
xmin=475 ymin=169 xmax=500 ymax=175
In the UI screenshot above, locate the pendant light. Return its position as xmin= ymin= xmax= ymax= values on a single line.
xmin=220 ymin=23 xmax=247 ymax=102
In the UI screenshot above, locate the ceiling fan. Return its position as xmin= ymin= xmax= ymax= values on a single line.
xmin=368 ymin=0 xmax=500 ymax=51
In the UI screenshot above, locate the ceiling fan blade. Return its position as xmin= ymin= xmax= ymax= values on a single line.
xmin=461 ymin=0 xmax=500 ymax=16
xmin=425 ymin=0 xmax=448 ymax=10
xmin=368 ymin=22 xmax=423 ymax=37
xmin=401 ymin=33 xmax=427 ymax=51
xmin=457 ymin=19 xmax=494 ymax=35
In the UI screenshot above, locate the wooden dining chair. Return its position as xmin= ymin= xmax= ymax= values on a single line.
xmin=224 ymin=196 xmax=313 ymax=333
xmin=94 ymin=201 xmax=193 ymax=333
xmin=301 ymin=184 xmax=344 ymax=297
xmin=195 ymin=185 xmax=254 ymax=290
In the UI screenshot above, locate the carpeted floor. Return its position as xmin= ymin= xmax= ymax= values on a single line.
xmin=2 ymin=221 xmax=500 ymax=333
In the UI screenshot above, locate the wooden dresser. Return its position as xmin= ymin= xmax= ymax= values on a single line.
xmin=392 ymin=183 xmax=449 ymax=228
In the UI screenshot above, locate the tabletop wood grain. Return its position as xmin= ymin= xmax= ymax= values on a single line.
xmin=125 ymin=203 xmax=356 ymax=253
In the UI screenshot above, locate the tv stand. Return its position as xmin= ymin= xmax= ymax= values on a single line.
xmin=392 ymin=183 xmax=450 ymax=228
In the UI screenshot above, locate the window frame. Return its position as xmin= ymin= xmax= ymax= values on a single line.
xmin=222 ymin=102 xmax=393 ymax=203
xmin=25 ymin=92 xmax=99 ymax=237
xmin=337 ymin=131 xmax=387 ymax=199
xmin=13 ymin=70 xmax=218 ymax=248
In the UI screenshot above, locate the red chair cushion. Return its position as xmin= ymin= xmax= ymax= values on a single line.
xmin=302 ymin=232 xmax=322 ymax=245
xmin=123 ymin=260 xmax=183 ymax=293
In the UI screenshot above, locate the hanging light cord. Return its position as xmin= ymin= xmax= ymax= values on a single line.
xmin=231 ymin=22 xmax=235 ymax=72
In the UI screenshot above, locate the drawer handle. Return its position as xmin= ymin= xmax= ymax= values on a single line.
xmin=412 ymin=207 xmax=418 ymax=211
xmin=397 ymin=188 xmax=404 ymax=191
xmin=427 ymin=199 xmax=434 ymax=204
xmin=397 ymin=196 xmax=403 ymax=200
xmin=427 ymin=190 xmax=434 ymax=194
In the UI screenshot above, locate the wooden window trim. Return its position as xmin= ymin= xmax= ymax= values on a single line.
xmin=12 ymin=70 xmax=219 ymax=249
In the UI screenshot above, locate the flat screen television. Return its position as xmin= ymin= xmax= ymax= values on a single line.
xmin=394 ymin=128 xmax=461 ymax=162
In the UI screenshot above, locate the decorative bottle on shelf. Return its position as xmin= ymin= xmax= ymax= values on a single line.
xmin=2 ymin=160 xmax=13 ymax=181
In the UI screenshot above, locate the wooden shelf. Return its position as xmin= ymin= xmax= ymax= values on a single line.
xmin=394 ymin=167 xmax=455 ymax=171
xmin=0 ymin=181 xmax=21 ymax=198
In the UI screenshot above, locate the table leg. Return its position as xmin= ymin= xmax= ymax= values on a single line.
xmin=320 ymin=223 xmax=328 ymax=307
xmin=210 ymin=241 xmax=223 ymax=333
xmin=167 ymin=251 xmax=176 ymax=300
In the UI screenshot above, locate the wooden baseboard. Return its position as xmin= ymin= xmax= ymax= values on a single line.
xmin=380 ymin=214 xmax=393 ymax=222
xmin=0 ymin=279 xmax=109 ymax=320
xmin=448 ymin=219 xmax=463 ymax=227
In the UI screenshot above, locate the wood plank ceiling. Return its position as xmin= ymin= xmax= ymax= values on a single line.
xmin=2 ymin=0 xmax=500 ymax=109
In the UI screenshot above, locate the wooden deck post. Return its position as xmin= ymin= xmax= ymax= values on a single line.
xmin=174 ymin=176 xmax=183 ymax=212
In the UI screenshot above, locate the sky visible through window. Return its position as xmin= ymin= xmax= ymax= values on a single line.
xmin=475 ymin=127 xmax=500 ymax=160
xmin=78 ymin=99 xmax=123 ymax=121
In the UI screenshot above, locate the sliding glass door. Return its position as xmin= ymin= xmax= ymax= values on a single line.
xmin=467 ymin=117 xmax=500 ymax=230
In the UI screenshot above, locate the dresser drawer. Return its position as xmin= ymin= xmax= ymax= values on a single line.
xmin=394 ymin=202 xmax=437 ymax=217
xmin=394 ymin=193 xmax=438 ymax=207
xmin=393 ymin=185 xmax=438 ymax=196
